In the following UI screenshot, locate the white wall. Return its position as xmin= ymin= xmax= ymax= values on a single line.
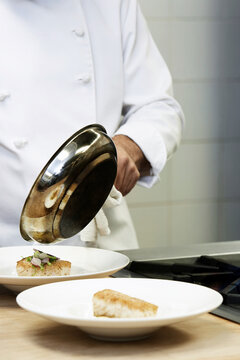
xmin=127 ymin=0 xmax=240 ymax=248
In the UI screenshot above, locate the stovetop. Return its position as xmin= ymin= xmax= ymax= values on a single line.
xmin=114 ymin=241 xmax=240 ymax=324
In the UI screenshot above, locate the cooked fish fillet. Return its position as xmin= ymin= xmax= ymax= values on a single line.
xmin=16 ymin=258 xmax=71 ymax=276
xmin=93 ymin=289 xmax=158 ymax=318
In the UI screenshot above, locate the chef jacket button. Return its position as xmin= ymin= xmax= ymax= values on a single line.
xmin=0 ymin=92 xmax=10 ymax=102
xmin=13 ymin=138 xmax=28 ymax=149
xmin=77 ymin=74 xmax=91 ymax=84
xmin=72 ymin=28 xmax=85 ymax=37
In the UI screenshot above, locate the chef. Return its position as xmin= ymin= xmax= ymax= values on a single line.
xmin=0 ymin=0 xmax=184 ymax=250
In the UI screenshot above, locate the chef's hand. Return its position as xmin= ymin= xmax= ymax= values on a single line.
xmin=112 ymin=135 xmax=150 ymax=196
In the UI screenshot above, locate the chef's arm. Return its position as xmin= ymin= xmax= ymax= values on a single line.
xmin=112 ymin=134 xmax=150 ymax=196
xmin=114 ymin=1 xmax=185 ymax=189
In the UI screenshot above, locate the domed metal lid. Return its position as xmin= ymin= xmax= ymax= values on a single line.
xmin=20 ymin=124 xmax=117 ymax=244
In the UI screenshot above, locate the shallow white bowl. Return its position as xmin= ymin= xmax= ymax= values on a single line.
xmin=16 ymin=278 xmax=223 ymax=341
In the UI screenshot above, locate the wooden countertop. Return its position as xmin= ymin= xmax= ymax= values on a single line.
xmin=0 ymin=285 xmax=239 ymax=360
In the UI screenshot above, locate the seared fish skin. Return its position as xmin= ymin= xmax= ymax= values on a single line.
xmin=93 ymin=289 xmax=158 ymax=318
xmin=16 ymin=258 xmax=71 ymax=276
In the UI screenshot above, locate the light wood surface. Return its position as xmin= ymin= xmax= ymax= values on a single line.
xmin=0 ymin=285 xmax=239 ymax=360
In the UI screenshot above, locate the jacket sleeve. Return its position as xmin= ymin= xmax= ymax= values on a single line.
xmin=114 ymin=0 xmax=185 ymax=187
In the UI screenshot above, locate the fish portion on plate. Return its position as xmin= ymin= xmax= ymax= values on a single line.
xmin=93 ymin=289 xmax=158 ymax=318
xmin=16 ymin=249 xmax=71 ymax=276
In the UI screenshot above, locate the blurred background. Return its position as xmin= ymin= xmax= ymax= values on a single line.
xmin=127 ymin=0 xmax=240 ymax=248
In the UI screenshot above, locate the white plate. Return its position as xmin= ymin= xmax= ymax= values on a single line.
xmin=0 ymin=246 xmax=129 ymax=292
xmin=16 ymin=278 xmax=223 ymax=341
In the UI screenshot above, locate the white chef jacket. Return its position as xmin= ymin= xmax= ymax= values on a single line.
xmin=0 ymin=0 xmax=184 ymax=249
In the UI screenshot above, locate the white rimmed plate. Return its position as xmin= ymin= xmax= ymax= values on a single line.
xmin=16 ymin=278 xmax=223 ymax=341
xmin=0 ymin=246 xmax=129 ymax=292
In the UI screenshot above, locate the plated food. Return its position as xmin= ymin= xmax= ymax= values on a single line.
xmin=93 ymin=289 xmax=158 ymax=318
xmin=16 ymin=278 xmax=223 ymax=341
xmin=0 ymin=246 xmax=129 ymax=293
xmin=16 ymin=249 xmax=71 ymax=277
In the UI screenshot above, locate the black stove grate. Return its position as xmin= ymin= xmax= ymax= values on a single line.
xmin=113 ymin=253 xmax=240 ymax=324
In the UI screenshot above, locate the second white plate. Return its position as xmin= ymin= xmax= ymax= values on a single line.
xmin=16 ymin=278 xmax=223 ymax=341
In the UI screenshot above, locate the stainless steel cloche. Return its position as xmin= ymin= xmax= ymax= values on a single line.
xmin=20 ymin=124 xmax=117 ymax=244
